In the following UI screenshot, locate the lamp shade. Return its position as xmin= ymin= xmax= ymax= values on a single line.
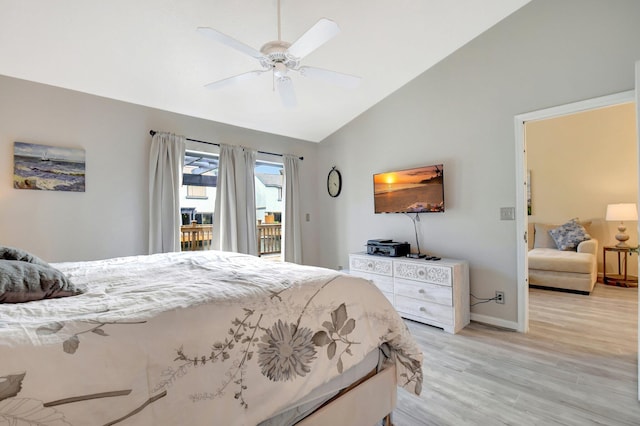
xmin=605 ymin=203 xmax=638 ymax=221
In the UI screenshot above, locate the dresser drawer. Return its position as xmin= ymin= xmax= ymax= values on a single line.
xmin=394 ymin=278 xmax=452 ymax=306
xmin=393 ymin=261 xmax=452 ymax=287
xmin=350 ymin=270 xmax=394 ymax=294
xmin=350 ymin=255 xmax=393 ymax=277
xmin=394 ymin=295 xmax=453 ymax=325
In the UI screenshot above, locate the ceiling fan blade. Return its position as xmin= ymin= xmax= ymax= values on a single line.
xmin=287 ymin=18 xmax=340 ymax=59
xmin=298 ymin=66 xmax=361 ymax=89
xmin=276 ymin=76 xmax=297 ymax=108
xmin=204 ymin=70 xmax=268 ymax=90
xmin=197 ymin=27 xmax=265 ymax=60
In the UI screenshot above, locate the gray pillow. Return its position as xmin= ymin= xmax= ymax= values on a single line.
xmin=549 ymin=219 xmax=591 ymax=251
xmin=0 ymin=246 xmax=50 ymax=266
xmin=0 ymin=247 xmax=84 ymax=303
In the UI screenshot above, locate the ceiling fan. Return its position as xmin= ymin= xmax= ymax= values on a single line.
xmin=197 ymin=0 xmax=361 ymax=108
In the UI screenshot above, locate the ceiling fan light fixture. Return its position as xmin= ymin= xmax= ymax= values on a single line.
xmin=273 ymin=62 xmax=289 ymax=78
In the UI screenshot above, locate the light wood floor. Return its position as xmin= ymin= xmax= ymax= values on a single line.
xmin=394 ymin=284 xmax=640 ymax=425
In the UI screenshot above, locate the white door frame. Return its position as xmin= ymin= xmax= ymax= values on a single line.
xmin=514 ymin=90 xmax=635 ymax=333
xmin=635 ymin=60 xmax=639 ymax=400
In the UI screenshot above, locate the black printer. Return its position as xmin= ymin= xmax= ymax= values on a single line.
xmin=366 ymin=239 xmax=410 ymax=257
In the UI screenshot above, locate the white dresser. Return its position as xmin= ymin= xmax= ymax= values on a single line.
xmin=349 ymin=253 xmax=470 ymax=333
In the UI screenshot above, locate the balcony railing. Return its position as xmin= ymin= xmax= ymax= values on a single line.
xmin=257 ymin=223 xmax=281 ymax=256
xmin=180 ymin=222 xmax=281 ymax=257
xmin=180 ymin=222 xmax=213 ymax=251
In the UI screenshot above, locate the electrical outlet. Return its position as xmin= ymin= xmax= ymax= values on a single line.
xmin=495 ymin=291 xmax=505 ymax=304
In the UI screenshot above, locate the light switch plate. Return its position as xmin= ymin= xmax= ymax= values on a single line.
xmin=500 ymin=207 xmax=515 ymax=221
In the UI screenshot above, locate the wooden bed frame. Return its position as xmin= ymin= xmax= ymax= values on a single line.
xmin=297 ymin=363 xmax=397 ymax=426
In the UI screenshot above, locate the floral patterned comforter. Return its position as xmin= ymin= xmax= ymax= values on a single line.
xmin=0 ymin=250 xmax=423 ymax=426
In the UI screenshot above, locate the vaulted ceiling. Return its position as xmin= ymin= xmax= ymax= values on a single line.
xmin=0 ymin=0 xmax=530 ymax=142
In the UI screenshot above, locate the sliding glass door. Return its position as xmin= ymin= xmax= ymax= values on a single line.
xmin=255 ymin=161 xmax=283 ymax=260
xmin=178 ymin=151 xmax=284 ymax=259
xmin=179 ymin=151 xmax=218 ymax=251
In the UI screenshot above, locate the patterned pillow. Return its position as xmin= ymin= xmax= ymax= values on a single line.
xmin=549 ymin=219 xmax=591 ymax=251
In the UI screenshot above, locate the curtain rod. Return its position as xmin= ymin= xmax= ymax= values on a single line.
xmin=149 ymin=130 xmax=303 ymax=161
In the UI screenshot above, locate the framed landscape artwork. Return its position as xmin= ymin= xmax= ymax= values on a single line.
xmin=13 ymin=142 xmax=86 ymax=192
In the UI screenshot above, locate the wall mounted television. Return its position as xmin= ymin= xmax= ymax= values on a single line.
xmin=373 ymin=164 xmax=444 ymax=213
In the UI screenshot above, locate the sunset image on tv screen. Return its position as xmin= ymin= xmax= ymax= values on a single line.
xmin=373 ymin=164 xmax=444 ymax=213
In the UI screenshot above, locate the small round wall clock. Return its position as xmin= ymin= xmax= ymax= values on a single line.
xmin=327 ymin=166 xmax=342 ymax=198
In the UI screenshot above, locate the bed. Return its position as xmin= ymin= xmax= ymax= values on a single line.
xmin=0 ymin=249 xmax=423 ymax=425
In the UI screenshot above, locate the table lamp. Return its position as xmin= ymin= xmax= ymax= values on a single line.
xmin=605 ymin=203 xmax=638 ymax=247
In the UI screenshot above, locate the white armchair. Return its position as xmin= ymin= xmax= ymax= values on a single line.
xmin=528 ymin=222 xmax=598 ymax=294
xmin=576 ymin=239 xmax=598 ymax=255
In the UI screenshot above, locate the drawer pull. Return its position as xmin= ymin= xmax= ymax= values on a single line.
xmin=419 ymin=307 xmax=427 ymax=313
xmin=418 ymin=289 xmax=425 ymax=294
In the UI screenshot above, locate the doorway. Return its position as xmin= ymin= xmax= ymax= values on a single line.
xmin=514 ymin=90 xmax=636 ymax=332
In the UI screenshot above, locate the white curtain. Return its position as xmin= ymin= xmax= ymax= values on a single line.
xmin=149 ymin=132 xmax=185 ymax=254
xmin=283 ymin=154 xmax=302 ymax=263
xmin=213 ymin=144 xmax=258 ymax=255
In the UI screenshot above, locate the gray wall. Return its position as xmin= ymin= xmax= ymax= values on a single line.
xmin=317 ymin=0 xmax=640 ymax=326
xmin=2 ymin=0 xmax=639 ymax=327
xmin=0 ymin=76 xmax=320 ymax=263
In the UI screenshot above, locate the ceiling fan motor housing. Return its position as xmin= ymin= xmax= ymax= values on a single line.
xmin=259 ymin=40 xmax=299 ymax=71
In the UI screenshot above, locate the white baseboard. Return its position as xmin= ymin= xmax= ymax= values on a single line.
xmin=470 ymin=313 xmax=519 ymax=331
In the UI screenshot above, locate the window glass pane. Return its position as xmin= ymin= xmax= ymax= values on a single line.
xmin=255 ymin=161 xmax=283 ymax=224
xmin=256 ymin=161 xmax=283 ymax=260
xmin=180 ymin=150 xmax=217 ymax=233
xmin=183 ymin=152 xmax=219 ymax=187
xmin=187 ymin=185 xmax=207 ymax=199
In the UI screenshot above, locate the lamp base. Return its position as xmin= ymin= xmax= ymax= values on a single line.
xmin=615 ymin=223 xmax=630 ymax=247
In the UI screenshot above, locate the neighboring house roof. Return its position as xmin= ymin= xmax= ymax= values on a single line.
xmin=256 ymin=173 xmax=282 ymax=188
